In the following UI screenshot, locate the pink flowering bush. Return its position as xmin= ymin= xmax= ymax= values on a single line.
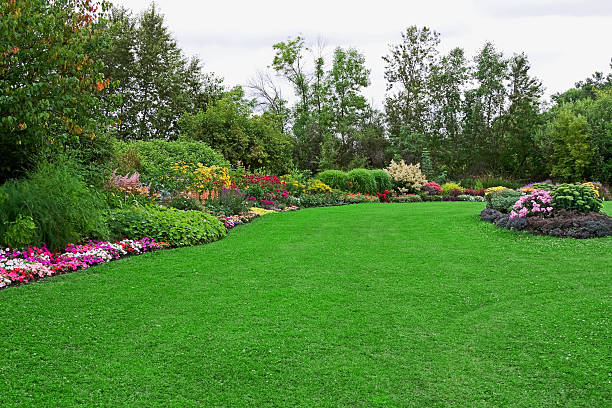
xmin=0 ymin=238 xmax=165 ymax=289
xmin=510 ymin=190 xmax=554 ymax=219
xmin=106 ymin=169 xmax=151 ymax=196
xmin=422 ymin=182 xmax=442 ymax=196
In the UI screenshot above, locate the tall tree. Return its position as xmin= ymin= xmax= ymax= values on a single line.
xmin=0 ymin=0 xmax=118 ymax=181
xmin=99 ymin=4 xmax=222 ymax=141
xmin=463 ymin=42 xmax=508 ymax=174
xmin=497 ymin=53 xmax=544 ymax=178
xmin=383 ymin=26 xmax=440 ymax=160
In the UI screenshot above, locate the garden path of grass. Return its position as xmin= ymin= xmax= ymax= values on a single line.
xmin=1 ymin=202 xmax=611 ymax=407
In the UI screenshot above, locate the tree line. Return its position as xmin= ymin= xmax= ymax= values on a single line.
xmin=1 ymin=1 xmax=610 ymax=183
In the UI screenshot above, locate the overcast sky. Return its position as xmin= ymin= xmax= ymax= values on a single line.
xmin=113 ymin=0 xmax=612 ymax=107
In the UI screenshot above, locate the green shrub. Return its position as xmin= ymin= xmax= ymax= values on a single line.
xmin=316 ymin=170 xmax=348 ymax=191
xmin=106 ymin=206 xmax=226 ymax=247
xmin=2 ymin=214 xmax=36 ymax=249
xmin=114 ymin=140 xmax=229 ymax=181
xmin=441 ymin=182 xmax=463 ymax=195
xmin=370 ymin=169 xmax=393 ymax=193
xmin=292 ymin=192 xmax=343 ymax=208
xmin=205 ymin=188 xmax=248 ymax=215
xmin=485 ymin=189 xmax=522 ymax=213
xmin=551 ymin=184 xmax=602 ymax=213
xmin=0 ymin=160 xmax=109 ymax=251
xmin=166 ymin=196 xmax=204 ymax=211
xmin=347 ymin=169 xmax=377 ymax=195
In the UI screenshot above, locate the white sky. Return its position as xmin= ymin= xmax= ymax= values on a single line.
xmin=113 ymin=0 xmax=612 ymax=107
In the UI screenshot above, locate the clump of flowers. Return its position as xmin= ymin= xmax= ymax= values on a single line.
xmin=463 ymin=188 xmax=486 ymax=196
xmin=376 ymin=190 xmax=390 ymax=203
xmin=305 ymin=178 xmax=333 ymax=194
xmin=485 ymin=186 xmax=513 ymax=196
xmin=106 ymin=169 xmax=151 ymax=195
xmin=510 ymin=190 xmax=553 ymax=219
xmin=169 ymin=162 xmax=231 ymax=200
xmin=384 ymin=160 xmax=427 ymax=193
xmin=422 ymin=182 xmax=442 ymax=196
xmin=0 ymin=238 xmax=166 ymax=289
xmin=582 ymin=182 xmax=600 ymax=198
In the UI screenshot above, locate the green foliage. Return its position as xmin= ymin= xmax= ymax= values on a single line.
xmin=0 ymin=160 xmax=109 ymax=250
xmin=179 ymin=91 xmax=293 ymax=174
xmin=0 ymin=0 xmax=119 ymax=181
xmin=485 ymin=189 xmax=522 ymax=213
xmin=2 ymin=214 xmax=36 ymax=249
xmin=316 ymin=170 xmax=349 ymax=191
xmin=166 ymin=196 xmax=204 ymax=212
xmin=113 ymin=139 xmax=228 ymax=181
xmin=293 ymin=193 xmax=343 ymax=208
xmin=205 ymin=189 xmax=249 ymax=216
xmin=551 ymin=184 xmax=603 ymax=213
xmin=441 ymin=182 xmax=463 ymax=195
xmin=98 ymin=4 xmax=224 ymax=140
xmin=370 ymin=169 xmax=393 ymax=193
xmin=547 ymin=108 xmax=591 ymax=182
xmin=347 ymin=169 xmax=377 ymax=195
xmin=106 ymin=206 xmax=226 ymax=247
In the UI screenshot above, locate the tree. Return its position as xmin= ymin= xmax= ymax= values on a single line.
xmin=98 ymin=4 xmax=223 ymax=141
xmin=463 ymin=42 xmax=508 ymax=174
xmin=178 ymin=88 xmax=294 ymax=174
xmin=428 ymin=47 xmax=469 ymax=173
xmin=546 ymin=107 xmax=591 ymax=181
xmin=383 ymin=26 xmax=440 ymax=158
xmin=0 ymin=0 xmax=118 ymax=181
xmin=497 ymin=53 xmax=544 ymax=179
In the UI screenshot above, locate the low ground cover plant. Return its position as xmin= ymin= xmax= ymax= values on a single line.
xmin=106 ymin=206 xmax=227 ymax=247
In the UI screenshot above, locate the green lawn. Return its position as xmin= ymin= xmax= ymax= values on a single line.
xmin=1 ymin=202 xmax=611 ymax=407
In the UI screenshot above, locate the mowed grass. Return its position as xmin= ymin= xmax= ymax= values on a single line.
xmin=0 ymin=203 xmax=611 ymax=407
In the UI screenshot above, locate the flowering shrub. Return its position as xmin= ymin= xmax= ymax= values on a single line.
xmin=105 ymin=169 xmax=151 ymax=196
xmin=422 ymin=182 xmax=442 ymax=196
xmin=305 ymin=178 xmax=333 ymax=194
xmin=0 ymin=238 xmax=165 ymax=289
xmin=169 ymin=162 xmax=231 ymax=200
xmin=510 ymin=190 xmax=554 ymax=219
xmin=485 ymin=186 xmax=512 ymax=196
xmin=384 ymin=160 xmax=427 ymax=193
xmin=281 ymin=174 xmax=306 ymax=196
xmin=376 ymin=190 xmax=390 ymax=203
xmin=243 ymin=174 xmax=286 ymax=192
xmin=457 ymin=195 xmax=485 ymax=202
xmin=551 ymin=183 xmax=602 ymax=213
xmin=463 ymin=188 xmax=486 ymax=196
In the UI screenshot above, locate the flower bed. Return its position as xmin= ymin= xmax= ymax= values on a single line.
xmin=0 ymin=238 xmax=166 ymax=289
